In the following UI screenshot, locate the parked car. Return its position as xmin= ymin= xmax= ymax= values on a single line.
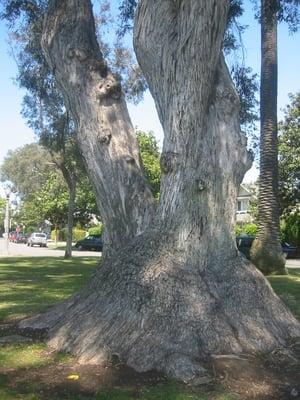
xmin=15 ymin=233 xmax=28 ymax=244
xmin=74 ymin=235 xmax=103 ymax=251
xmin=8 ymin=231 xmax=17 ymax=242
xmin=236 ymin=235 xmax=255 ymax=260
xmin=236 ymin=235 xmax=298 ymax=259
xmin=281 ymin=242 xmax=297 ymax=259
xmin=27 ymin=232 xmax=47 ymax=247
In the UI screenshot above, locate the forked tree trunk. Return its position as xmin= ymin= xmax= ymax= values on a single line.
xmin=20 ymin=0 xmax=300 ymax=383
xmin=250 ymin=0 xmax=286 ymax=275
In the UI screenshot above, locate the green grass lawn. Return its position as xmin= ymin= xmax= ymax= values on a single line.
xmin=0 ymin=257 xmax=299 ymax=400
xmin=268 ymin=267 xmax=300 ymax=319
xmin=0 ymin=257 xmax=98 ymax=322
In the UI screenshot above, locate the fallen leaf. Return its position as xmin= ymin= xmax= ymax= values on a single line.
xmin=67 ymin=374 xmax=79 ymax=381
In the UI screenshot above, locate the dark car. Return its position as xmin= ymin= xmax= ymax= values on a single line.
xmin=236 ymin=235 xmax=298 ymax=260
xmin=236 ymin=235 xmax=255 ymax=260
xmin=281 ymin=242 xmax=297 ymax=259
xmin=75 ymin=235 xmax=103 ymax=251
xmin=15 ymin=233 xmax=28 ymax=244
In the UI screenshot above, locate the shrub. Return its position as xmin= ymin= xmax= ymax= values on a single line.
xmin=88 ymin=223 xmax=103 ymax=236
xmin=50 ymin=228 xmax=86 ymax=241
xmin=73 ymin=228 xmax=87 ymax=241
xmin=235 ymin=223 xmax=258 ymax=236
xmin=235 ymin=225 xmax=243 ymax=236
xmin=243 ymin=223 xmax=258 ymax=236
xmin=281 ymin=213 xmax=300 ymax=246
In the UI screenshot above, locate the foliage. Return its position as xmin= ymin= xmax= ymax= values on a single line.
xmin=136 ymin=131 xmax=161 ymax=199
xmin=0 ymin=143 xmax=52 ymax=198
xmin=51 ymin=227 xmax=87 ymax=242
xmin=17 ymin=169 xmax=99 ymax=229
xmin=24 ymin=225 xmax=38 ymax=234
xmin=243 ymin=223 xmax=258 ymax=236
xmin=278 ymin=92 xmax=300 ymax=215
xmin=224 ymin=0 xmax=246 ymax=53
xmin=0 ymin=142 xmax=99 ymax=230
xmin=252 ymin=0 xmax=300 ymax=32
xmin=89 ymin=224 xmax=104 ymax=236
xmin=281 ymin=212 xmax=300 ymax=246
xmin=230 ymin=65 xmax=259 ymax=150
xmin=75 ymin=176 xmax=100 ymax=222
xmin=235 ymin=225 xmax=243 ymax=236
xmin=235 ymin=223 xmax=258 ymax=236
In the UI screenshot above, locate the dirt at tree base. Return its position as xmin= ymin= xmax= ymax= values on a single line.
xmin=0 ymin=330 xmax=299 ymax=400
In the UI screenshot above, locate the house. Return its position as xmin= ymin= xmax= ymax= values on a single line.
xmin=236 ymin=184 xmax=255 ymax=223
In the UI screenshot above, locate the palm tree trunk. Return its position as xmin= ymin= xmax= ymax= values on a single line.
xmin=251 ymin=0 xmax=286 ymax=274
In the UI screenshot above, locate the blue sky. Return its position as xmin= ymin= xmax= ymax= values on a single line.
xmin=0 ymin=0 xmax=299 ymax=190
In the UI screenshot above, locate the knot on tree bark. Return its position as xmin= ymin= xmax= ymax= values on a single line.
xmin=97 ymin=74 xmax=122 ymax=101
xmin=195 ymin=178 xmax=207 ymax=191
xmin=160 ymin=152 xmax=179 ymax=174
xmin=99 ymin=130 xmax=112 ymax=145
xmin=125 ymin=155 xmax=135 ymax=164
xmin=66 ymin=46 xmax=88 ymax=62
xmin=215 ymin=86 xmax=240 ymax=111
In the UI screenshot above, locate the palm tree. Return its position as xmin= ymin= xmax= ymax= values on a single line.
xmin=251 ymin=0 xmax=287 ymax=274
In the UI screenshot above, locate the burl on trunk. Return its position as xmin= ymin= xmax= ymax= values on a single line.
xmin=20 ymin=0 xmax=300 ymax=383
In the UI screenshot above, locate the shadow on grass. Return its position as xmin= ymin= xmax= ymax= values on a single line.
xmin=0 ymin=257 xmax=99 ymax=322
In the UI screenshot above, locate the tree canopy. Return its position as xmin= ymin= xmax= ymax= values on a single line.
xmin=278 ymin=92 xmax=300 ymax=215
xmin=0 ymin=143 xmax=52 ymax=197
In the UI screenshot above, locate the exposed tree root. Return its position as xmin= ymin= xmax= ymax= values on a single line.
xmin=19 ymin=237 xmax=300 ymax=383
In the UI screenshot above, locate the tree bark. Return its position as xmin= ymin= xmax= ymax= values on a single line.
xmin=250 ymin=0 xmax=286 ymax=274
xmin=40 ymin=0 xmax=155 ymax=253
xmin=19 ymin=0 xmax=300 ymax=383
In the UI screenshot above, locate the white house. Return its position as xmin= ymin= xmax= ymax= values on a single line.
xmin=236 ymin=184 xmax=255 ymax=223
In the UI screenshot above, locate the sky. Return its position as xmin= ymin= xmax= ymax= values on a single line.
xmin=0 ymin=0 xmax=299 ymax=195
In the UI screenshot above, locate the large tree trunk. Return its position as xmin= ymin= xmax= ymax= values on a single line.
xmin=250 ymin=0 xmax=286 ymax=274
xmin=20 ymin=0 xmax=300 ymax=383
xmin=40 ymin=0 xmax=155 ymax=253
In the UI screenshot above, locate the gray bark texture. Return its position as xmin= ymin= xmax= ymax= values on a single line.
xmin=19 ymin=0 xmax=300 ymax=383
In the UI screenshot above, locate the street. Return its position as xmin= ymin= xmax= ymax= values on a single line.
xmin=0 ymin=238 xmax=101 ymax=258
xmin=0 ymin=238 xmax=298 ymax=267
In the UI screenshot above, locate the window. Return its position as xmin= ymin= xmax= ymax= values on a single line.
xmin=237 ymin=199 xmax=249 ymax=213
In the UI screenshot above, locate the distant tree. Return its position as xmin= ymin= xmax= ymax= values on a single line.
xmin=136 ymin=131 xmax=161 ymax=199
xmin=278 ymin=92 xmax=300 ymax=215
xmin=0 ymin=143 xmax=52 ymax=198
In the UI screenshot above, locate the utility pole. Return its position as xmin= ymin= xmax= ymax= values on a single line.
xmin=4 ymin=192 xmax=10 ymax=255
